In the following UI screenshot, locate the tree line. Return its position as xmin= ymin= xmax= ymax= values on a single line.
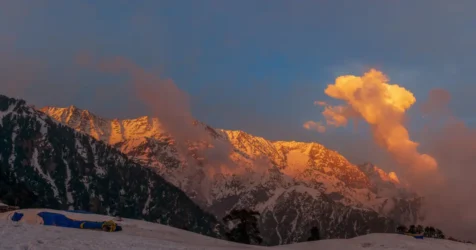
xmin=222 ymin=209 xmax=321 ymax=245
xmin=201 ymin=208 xmax=476 ymax=246
xmin=396 ymin=224 xmax=473 ymax=244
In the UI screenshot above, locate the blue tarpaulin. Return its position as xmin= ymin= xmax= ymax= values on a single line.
xmin=11 ymin=212 xmax=23 ymax=222
xmin=37 ymin=212 xmax=104 ymax=229
xmin=10 ymin=211 xmax=121 ymax=232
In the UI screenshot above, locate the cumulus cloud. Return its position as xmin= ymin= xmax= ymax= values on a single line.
xmin=310 ymin=69 xmax=438 ymax=176
xmin=321 ymin=105 xmax=358 ymax=127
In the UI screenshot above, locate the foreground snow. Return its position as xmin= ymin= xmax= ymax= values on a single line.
xmin=0 ymin=209 xmax=474 ymax=250
xmin=274 ymin=234 xmax=476 ymax=250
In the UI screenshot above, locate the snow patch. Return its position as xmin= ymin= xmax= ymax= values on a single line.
xmin=31 ymin=148 xmax=60 ymax=200
xmin=75 ymin=137 xmax=88 ymax=159
xmin=37 ymin=118 xmax=48 ymax=135
xmin=63 ymin=158 xmax=74 ymax=210
xmin=8 ymin=129 xmax=17 ymax=167
xmin=142 ymin=180 xmax=153 ymax=215
xmin=0 ymin=103 xmax=15 ymax=126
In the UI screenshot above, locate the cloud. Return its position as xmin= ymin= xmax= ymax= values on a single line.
xmin=75 ymin=53 xmax=254 ymax=201
xmin=321 ymin=105 xmax=358 ymax=127
xmin=75 ymin=53 xmax=198 ymax=142
xmin=414 ymin=89 xmax=476 ymax=241
xmin=309 ymin=69 xmax=438 ymax=177
xmin=303 ymin=121 xmax=326 ymax=133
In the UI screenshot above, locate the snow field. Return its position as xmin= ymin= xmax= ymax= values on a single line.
xmin=0 ymin=209 xmax=475 ymax=250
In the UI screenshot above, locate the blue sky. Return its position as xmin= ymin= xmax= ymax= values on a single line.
xmin=1 ymin=0 xmax=475 ymax=167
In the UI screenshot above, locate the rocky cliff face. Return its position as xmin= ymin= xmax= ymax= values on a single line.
xmin=42 ymin=104 xmax=421 ymax=245
xmin=0 ymin=95 xmax=221 ymax=237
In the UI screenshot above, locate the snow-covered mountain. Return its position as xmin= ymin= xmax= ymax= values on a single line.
xmin=41 ymin=105 xmax=422 ymax=245
xmin=2 ymin=208 xmax=473 ymax=250
xmin=0 ymin=95 xmax=221 ymax=237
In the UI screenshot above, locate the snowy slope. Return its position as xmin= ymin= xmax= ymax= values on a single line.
xmin=41 ymin=105 xmax=422 ymax=244
xmin=1 ymin=209 xmax=474 ymax=250
xmin=274 ymin=234 xmax=476 ymax=250
xmin=0 ymin=209 xmax=248 ymax=250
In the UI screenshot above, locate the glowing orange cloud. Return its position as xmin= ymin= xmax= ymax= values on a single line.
xmin=303 ymin=121 xmax=326 ymax=133
xmin=322 ymin=105 xmax=360 ymax=127
xmin=318 ymin=69 xmax=437 ymax=172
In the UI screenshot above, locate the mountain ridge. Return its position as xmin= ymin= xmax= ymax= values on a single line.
xmin=41 ymin=104 xmax=421 ymax=245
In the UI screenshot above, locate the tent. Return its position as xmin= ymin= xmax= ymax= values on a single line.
xmin=10 ymin=211 xmax=122 ymax=232
xmin=404 ymin=233 xmax=424 ymax=239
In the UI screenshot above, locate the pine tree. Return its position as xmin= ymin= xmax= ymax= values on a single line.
xmin=424 ymin=226 xmax=431 ymax=237
xmin=307 ymin=226 xmax=320 ymax=241
xmin=429 ymin=227 xmax=436 ymax=237
xmin=435 ymin=229 xmax=445 ymax=239
xmin=408 ymin=225 xmax=416 ymax=234
xmin=223 ymin=209 xmax=263 ymax=245
xmin=416 ymin=225 xmax=423 ymax=234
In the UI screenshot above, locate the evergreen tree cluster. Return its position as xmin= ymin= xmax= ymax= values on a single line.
xmin=222 ymin=208 xmax=324 ymax=246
